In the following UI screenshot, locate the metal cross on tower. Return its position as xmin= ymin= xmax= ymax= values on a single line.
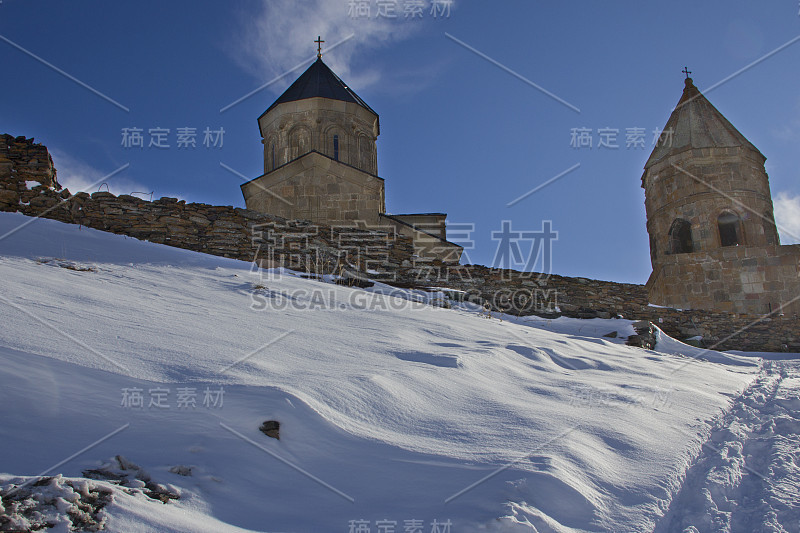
xmin=682 ymin=66 xmax=692 ymax=79
xmin=315 ymin=36 xmax=325 ymax=59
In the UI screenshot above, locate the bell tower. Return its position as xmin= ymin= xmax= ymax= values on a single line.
xmin=640 ymin=72 xmax=800 ymax=316
xmin=240 ymin=38 xmax=464 ymax=264
xmin=241 ymin=40 xmax=384 ymax=226
xmin=642 ymin=74 xmax=779 ymax=267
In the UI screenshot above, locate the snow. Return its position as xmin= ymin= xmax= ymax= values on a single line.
xmin=0 ymin=211 xmax=796 ymax=532
xmin=653 ymin=360 xmax=800 ymax=531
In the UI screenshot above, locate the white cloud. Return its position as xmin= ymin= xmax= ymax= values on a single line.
xmin=773 ymin=191 xmax=800 ymax=244
xmin=49 ymin=149 xmax=149 ymax=199
xmin=229 ymin=0 xmax=427 ymax=93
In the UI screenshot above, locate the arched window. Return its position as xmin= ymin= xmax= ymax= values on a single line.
xmin=288 ymin=127 xmax=311 ymax=161
xmin=333 ymin=135 xmax=339 ymax=161
xmin=358 ymin=134 xmax=373 ymax=173
xmin=668 ymin=219 xmax=693 ymax=254
xmin=325 ymin=128 xmax=346 ymax=163
xmin=718 ymin=212 xmax=742 ymax=247
xmin=265 ymin=136 xmax=278 ymax=172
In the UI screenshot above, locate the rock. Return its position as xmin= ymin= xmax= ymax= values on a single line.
xmin=117 ymin=194 xmax=143 ymax=202
xmin=334 ymin=276 xmax=374 ymax=288
xmin=144 ymin=483 xmax=180 ymax=503
xmin=168 ymin=465 xmax=192 ymax=476
xmin=0 ymin=189 xmax=19 ymax=206
xmin=259 ymin=420 xmax=280 ymax=440
xmin=115 ymin=454 xmax=141 ymax=471
xmin=83 ymin=455 xmax=180 ymax=504
xmin=189 ymin=215 xmax=211 ymax=226
xmin=0 ymin=477 xmax=112 ymax=531
xmin=627 ymin=321 xmax=657 ymax=350
xmin=626 ymin=334 xmax=644 ymax=347
xmin=602 ymin=331 xmax=618 ymax=338
xmin=91 ymin=191 xmax=116 ymax=199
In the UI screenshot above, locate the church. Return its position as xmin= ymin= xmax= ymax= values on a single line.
xmin=237 ymin=39 xmax=799 ymax=315
xmin=240 ymin=40 xmax=462 ymax=264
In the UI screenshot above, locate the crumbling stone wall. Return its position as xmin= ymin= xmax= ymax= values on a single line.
xmin=0 ymin=134 xmax=58 ymax=189
xmin=1 ymin=135 xmax=798 ymax=352
xmin=0 ymin=139 xmax=414 ymax=280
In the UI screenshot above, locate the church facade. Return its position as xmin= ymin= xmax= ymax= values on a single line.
xmin=642 ymin=76 xmax=800 ymax=316
xmin=240 ymin=52 xmax=462 ymax=263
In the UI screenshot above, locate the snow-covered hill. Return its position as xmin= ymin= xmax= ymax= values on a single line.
xmin=0 ymin=212 xmax=796 ymax=532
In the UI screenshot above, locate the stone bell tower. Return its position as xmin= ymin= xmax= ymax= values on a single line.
xmin=241 ymin=41 xmax=384 ymax=226
xmin=240 ymin=38 xmax=463 ymax=264
xmin=643 ymin=73 xmax=800 ymax=315
xmin=642 ymin=75 xmax=778 ymax=263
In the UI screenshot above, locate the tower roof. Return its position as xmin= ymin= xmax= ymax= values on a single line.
xmin=644 ymin=77 xmax=762 ymax=169
xmin=263 ymin=57 xmax=377 ymax=117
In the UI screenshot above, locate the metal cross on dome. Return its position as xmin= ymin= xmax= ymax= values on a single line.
xmin=682 ymin=66 xmax=692 ymax=79
xmin=315 ymin=36 xmax=325 ymax=59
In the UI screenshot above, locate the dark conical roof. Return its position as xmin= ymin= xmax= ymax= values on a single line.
xmin=645 ymin=77 xmax=762 ymax=169
xmin=263 ymin=58 xmax=377 ymax=116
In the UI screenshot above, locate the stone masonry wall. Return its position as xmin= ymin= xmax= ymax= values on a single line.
xmin=0 ymin=137 xmax=414 ymax=282
xmin=1 ymin=135 xmax=799 ymax=352
xmin=643 ymin=147 xmax=779 ymax=257
xmin=242 ymin=151 xmax=386 ymax=227
xmin=647 ymin=244 xmax=800 ymax=316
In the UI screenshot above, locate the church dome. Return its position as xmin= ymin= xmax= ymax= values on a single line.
xmin=262 ymin=57 xmax=378 ymax=117
xmin=255 ymin=52 xmax=380 ymax=178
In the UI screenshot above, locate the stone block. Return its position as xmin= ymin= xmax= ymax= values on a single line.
xmin=0 ymin=189 xmax=19 ymax=205
xmin=91 ymin=191 xmax=116 ymax=200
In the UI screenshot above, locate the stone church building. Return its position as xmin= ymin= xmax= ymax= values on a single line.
xmin=643 ymin=75 xmax=800 ymax=316
xmin=240 ymin=51 xmax=462 ymax=263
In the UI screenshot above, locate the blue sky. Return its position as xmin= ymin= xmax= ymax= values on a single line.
xmin=2 ymin=1 xmax=799 ymax=283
